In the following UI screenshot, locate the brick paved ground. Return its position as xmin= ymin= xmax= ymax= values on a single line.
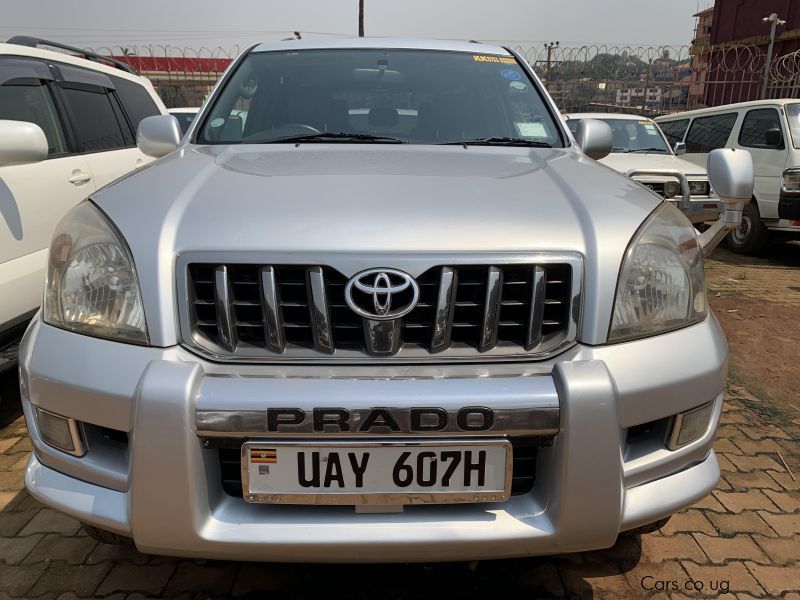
xmin=0 ymin=244 xmax=798 ymax=599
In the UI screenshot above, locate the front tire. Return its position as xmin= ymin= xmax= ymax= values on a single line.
xmin=726 ymin=201 xmax=769 ymax=254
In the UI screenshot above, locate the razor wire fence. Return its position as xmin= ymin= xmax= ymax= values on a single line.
xmin=88 ymin=42 xmax=800 ymax=115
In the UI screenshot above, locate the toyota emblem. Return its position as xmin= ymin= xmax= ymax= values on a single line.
xmin=344 ymin=268 xmax=420 ymax=320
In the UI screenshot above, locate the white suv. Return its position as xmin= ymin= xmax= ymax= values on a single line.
xmin=565 ymin=113 xmax=719 ymax=224
xmin=0 ymin=37 xmax=166 ymax=368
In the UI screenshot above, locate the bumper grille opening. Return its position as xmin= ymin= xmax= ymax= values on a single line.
xmin=184 ymin=259 xmax=577 ymax=361
xmin=215 ymin=439 xmax=539 ymax=499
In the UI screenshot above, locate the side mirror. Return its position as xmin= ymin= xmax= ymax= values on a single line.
xmin=574 ymin=119 xmax=613 ymax=160
xmin=765 ymin=127 xmax=783 ymax=148
xmin=673 ymin=141 xmax=687 ymax=155
xmin=0 ymin=120 xmax=48 ymax=167
xmin=698 ymin=148 xmax=754 ymax=256
xmin=137 ymin=115 xmax=182 ymax=158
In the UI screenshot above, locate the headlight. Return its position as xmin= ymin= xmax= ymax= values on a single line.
xmin=781 ymin=168 xmax=800 ymax=193
xmin=689 ymin=180 xmax=710 ymax=196
xmin=43 ymin=201 xmax=148 ymax=344
xmin=609 ymin=202 xmax=706 ymax=342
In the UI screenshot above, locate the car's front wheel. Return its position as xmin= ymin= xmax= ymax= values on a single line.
xmin=726 ymin=201 xmax=769 ymax=254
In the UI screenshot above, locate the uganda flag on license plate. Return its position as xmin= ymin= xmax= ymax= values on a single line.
xmin=251 ymin=449 xmax=277 ymax=464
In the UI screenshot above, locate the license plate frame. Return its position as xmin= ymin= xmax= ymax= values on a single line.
xmin=241 ymin=438 xmax=513 ymax=505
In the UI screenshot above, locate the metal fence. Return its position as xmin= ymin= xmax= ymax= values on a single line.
xmin=89 ymin=42 xmax=800 ymax=115
xmin=515 ymin=42 xmax=800 ymax=116
xmin=90 ymin=45 xmax=238 ymax=108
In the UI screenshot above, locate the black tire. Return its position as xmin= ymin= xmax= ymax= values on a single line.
xmin=726 ymin=201 xmax=769 ymax=254
xmin=81 ymin=523 xmax=133 ymax=546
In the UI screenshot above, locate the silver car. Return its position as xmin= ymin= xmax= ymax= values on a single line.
xmin=18 ymin=38 xmax=753 ymax=562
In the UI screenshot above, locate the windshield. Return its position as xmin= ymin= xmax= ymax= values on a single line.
xmin=567 ymin=118 xmax=671 ymax=154
xmin=786 ymin=103 xmax=800 ymax=149
xmin=197 ymin=49 xmax=563 ymax=146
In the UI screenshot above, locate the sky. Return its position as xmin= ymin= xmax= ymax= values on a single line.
xmin=0 ymin=0 xmax=715 ymax=55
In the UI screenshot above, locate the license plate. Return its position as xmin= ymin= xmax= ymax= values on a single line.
xmin=242 ymin=439 xmax=511 ymax=505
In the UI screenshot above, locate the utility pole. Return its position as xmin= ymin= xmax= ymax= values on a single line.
xmin=359 ymin=0 xmax=365 ymax=37
xmin=761 ymin=12 xmax=786 ymax=99
xmin=544 ymin=41 xmax=559 ymax=85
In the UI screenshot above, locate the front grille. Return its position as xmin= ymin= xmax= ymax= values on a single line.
xmin=181 ymin=256 xmax=579 ymax=361
xmin=217 ymin=439 xmax=539 ymax=498
xmin=642 ymin=182 xmax=666 ymax=197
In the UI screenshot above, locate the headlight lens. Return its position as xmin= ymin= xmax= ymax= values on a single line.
xmin=609 ymin=202 xmax=706 ymax=342
xmin=689 ymin=180 xmax=710 ymax=196
xmin=43 ymin=202 xmax=148 ymax=344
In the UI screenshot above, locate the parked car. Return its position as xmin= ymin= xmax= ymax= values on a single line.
xmin=0 ymin=36 xmax=167 ymax=371
xmin=564 ymin=113 xmax=720 ymax=224
xmin=18 ymin=38 xmax=752 ymax=562
xmin=168 ymin=107 xmax=199 ymax=135
xmin=656 ymin=100 xmax=800 ymax=253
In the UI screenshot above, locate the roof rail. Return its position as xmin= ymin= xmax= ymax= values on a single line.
xmin=6 ymin=36 xmax=139 ymax=75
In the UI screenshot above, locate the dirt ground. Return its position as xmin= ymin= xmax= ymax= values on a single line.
xmin=706 ymin=241 xmax=800 ymax=471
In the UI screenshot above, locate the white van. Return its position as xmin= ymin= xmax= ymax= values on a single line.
xmin=656 ymin=100 xmax=800 ymax=254
xmin=0 ymin=37 xmax=167 ymax=368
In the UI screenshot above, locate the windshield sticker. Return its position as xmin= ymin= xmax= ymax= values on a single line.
xmin=643 ymin=123 xmax=659 ymax=136
xmin=472 ymin=55 xmax=517 ymax=64
xmin=510 ymin=81 xmax=527 ymax=91
xmin=500 ymin=69 xmax=522 ymax=81
xmin=516 ymin=122 xmax=547 ymax=137
xmin=209 ymin=117 xmax=225 ymax=128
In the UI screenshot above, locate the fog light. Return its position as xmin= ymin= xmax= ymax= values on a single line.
xmin=35 ymin=408 xmax=86 ymax=456
xmin=663 ymin=180 xmax=682 ymax=198
xmin=666 ymin=402 xmax=713 ymax=450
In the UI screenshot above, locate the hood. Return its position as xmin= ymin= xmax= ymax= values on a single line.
xmin=600 ymin=152 xmax=708 ymax=180
xmin=93 ymin=144 xmax=661 ymax=346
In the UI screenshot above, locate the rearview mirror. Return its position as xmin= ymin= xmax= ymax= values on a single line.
xmin=0 ymin=120 xmax=48 ymax=167
xmin=698 ymin=148 xmax=754 ymax=256
xmin=673 ymin=141 xmax=686 ymax=155
xmin=137 ymin=115 xmax=182 ymax=158
xmin=765 ymin=127 xmax=783 ymax=148
xmin=574 ymin=119 xmax=613 ymax=160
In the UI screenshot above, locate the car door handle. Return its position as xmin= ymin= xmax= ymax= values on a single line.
xmin=68 ymin=172 xmax=92 ymax=185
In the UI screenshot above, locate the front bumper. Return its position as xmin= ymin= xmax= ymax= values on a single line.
xmin=20 ymin=314 xmax=727 ymax=562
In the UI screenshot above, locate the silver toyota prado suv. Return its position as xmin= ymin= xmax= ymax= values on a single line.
xmin=19 ymin=38 xmax=754 ymax=562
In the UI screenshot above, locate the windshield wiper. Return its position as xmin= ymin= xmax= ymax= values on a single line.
xmin=259 ymin=132 xmax=406 ymax=144
xmin=626 ymin=147 xmax=668 ymax=153
xmin=440 ymin=137 xmax=553 ymax=147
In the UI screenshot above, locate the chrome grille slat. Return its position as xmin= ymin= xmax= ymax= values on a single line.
xmin=213 ymin=265 xmax=236 ymax=351
xmin=479 ymin=266 xmax=503 ymax=351
xmin=307 ymin=267 xmax=334 ymax=354
xmin=431 ymin=266 xmax=456 ymax=351
xmin=259 ymin=266 xmax=284 ymax=353
xmin=526 ymin=266 xmax=546 ymax=350
xmin=181 ymin=254 xmax=580 ymax=362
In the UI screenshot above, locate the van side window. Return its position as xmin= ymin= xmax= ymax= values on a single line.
xmin=61 ymin=87 xmax=130 ymax=152
xmin=685 ymin=113 xmax=737 ymax=153
xmin=0 ymin=79 xmax=68 ymax=156
xmin=659 ymin=119 xmax=689 ymax=145
xmin=738 ymin=108 xmax=783 ymax=148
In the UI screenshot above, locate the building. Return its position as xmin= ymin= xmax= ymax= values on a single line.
xmin=688 ymin=7 xmax=714 ymax=107
xmin=694 ymin=0 xmax=800 ymax=106
xmin=615 ymin=86 xmax=664 ymax=110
